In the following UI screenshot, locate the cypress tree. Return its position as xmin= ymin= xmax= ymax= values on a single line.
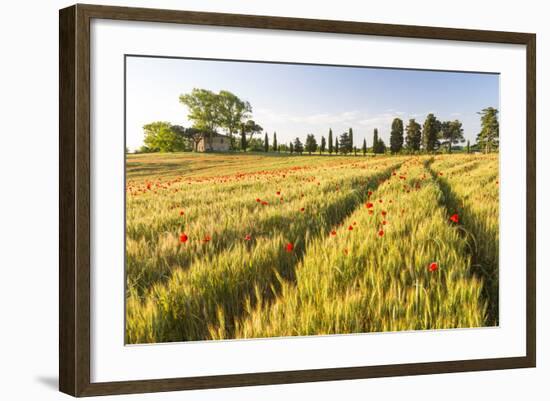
xmin=264 ymin=133 xmax=269 ymax=152
xmin=320 ymin=136 xmax=326 ymax=154
xmin=294 ymin=137 xmax=304 ymax=154
xmin=477 ymin=107 xmax=499 ymax=153
xmin=339 ymin=131 xmax=351 ymax=154
xmin=405 ymin=118 xmax=421 ymax=152
xmin=273 ymin=132 xmax=277 ymax=152
xmin=328 ymin=128 xmax=333 ymax=154
xmin=389 ymin=118 xmax=404 ymax=153
xmin=362 ymin=138 xmax=367 ymax=155
xmin=334 ymin=136 xmax=339 ymax=154
xmin=422 ymin=113 xmax=440 ymax=152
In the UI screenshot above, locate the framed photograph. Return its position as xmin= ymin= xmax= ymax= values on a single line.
xmin=59 ymin=4 xmax=536 ymax=397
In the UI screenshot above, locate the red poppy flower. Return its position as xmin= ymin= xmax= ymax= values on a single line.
xmin=245 ymin=234 xmax=252 ymax=241
xmin=368 ymin=191 xmax=373 ymax=196
xmin=330 ymin=230 xmax=337 ymax=236
xmin=365 ymin=202 xmax=373 ymax=209
xmin=261 ymin=201 xmax=269 ymax=205
xmin=276 ymin=191 xmax=281 ymax=195
xmin=381 ymin=210 xmax=387 ymax=216
xmin=429 ymin=262 xmax=438 ymax=272
xmin=382 ymin=220 xmax=387 ymax=225
xmin=379 ymin=199 xmax=383 ymax=203
xmin=285 ymin=242 xmax=294 ymax=252
xmin=256 ymin=198 xmax=261 ymax=202
xmin=439 ymin=172 xmax=443 ymax=176
xmin=449 ymin=214 xmax=459 ymax=224
xmin=368 ymin=210 xmax=374 ymax=215
xmin=378 ymin=230 xmax=384 ymax=237
xmin=348 ymin=225 xmax=354 ymax=231
xmin=179 ymin=210 xmax=184 ymax=216
xmin=203 ymin=235 xmax=211 ymax=243
xmin=179 ymin=233 xmax=188 ymax=243
xmin=353 ymin=221 xmax=357 ymax=225
xmin=300 ymin=207 xmax=305 ymax=212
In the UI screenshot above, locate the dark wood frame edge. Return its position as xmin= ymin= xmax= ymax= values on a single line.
xmin=59 ymin=3 xmax=536 ymax=397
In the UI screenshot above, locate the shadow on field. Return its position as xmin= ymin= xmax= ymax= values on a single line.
xmin=426 ymin=160 xmax=499 ymax=326
xmin=127 ymin=162 xmax=404 ymax=343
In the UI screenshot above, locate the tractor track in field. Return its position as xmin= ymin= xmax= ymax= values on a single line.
xmin=212 ymin=161 xmax=407 ymax=339
xmin=139 ymin=161 xmax=406 ymax=342
xmin=426 ymin=160 xmax=499 ymax=326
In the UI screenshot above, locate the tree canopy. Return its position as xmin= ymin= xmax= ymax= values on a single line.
xmin=440 ymin=120 xmax=465 ymax=153
xmin=422 ymin=113 xmax=440 ymax=152
xmin=389 ymin=118 xmax=404 ymax=153
xmin=293 ymin=137 xmax=304 ymax=154
xmin=339 ymin=131 xmax=352 ymax=154
xmin=142 ymin=121 xmax=187 ymax=152
xmin=405 ymin=119 xmax=422 ymax=151
xmin=305 ymin=134 xmax=318 ymax=154
xmin=179 ymin=88 xmax=254 ymax=150
xmin=477 ymin=107 xmax=499 ymax=153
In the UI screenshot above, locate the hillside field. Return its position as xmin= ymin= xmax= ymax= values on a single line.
xmin=125 ymin=152 xmax=499 ymax=344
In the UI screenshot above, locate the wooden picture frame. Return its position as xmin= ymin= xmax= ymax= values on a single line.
xmin=59 ymin=3 xmax=536 ymax=397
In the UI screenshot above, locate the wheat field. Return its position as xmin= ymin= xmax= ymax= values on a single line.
xmin=125 ymin=152 xmax=499 ymax=344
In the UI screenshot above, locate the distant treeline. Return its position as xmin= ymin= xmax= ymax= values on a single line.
xmin=133 ymin=88 xmax=499 ymax=155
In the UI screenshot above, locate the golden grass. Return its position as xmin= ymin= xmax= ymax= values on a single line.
xmin=125 ymin=152 xmax=499 ymax=344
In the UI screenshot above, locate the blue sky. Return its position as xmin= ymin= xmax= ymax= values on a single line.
xmin=126 ymin=56 xmax=499 ymax=151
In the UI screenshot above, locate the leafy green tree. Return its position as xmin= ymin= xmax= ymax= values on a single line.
xmin=339 ymin=131 xmax=352 ymax=154
xmin=422 ymin=113 xmax=440 ymax=152
xmin=405 ymin=119 xmax=421 ymax=152
xmin=375 ymin=138 xmax=387 ymax=154
xmin=328 ymin=128 xmax=334 ymax=154
xmin=305 ymin=134 xmax=318 ymax=155
xmin=390 ymin=118 xmax=404 ymax=153
xmin=477 ymin=107 xmax=499 ymax=153
xmin=440 ymin=120 xmax=465 ymax=153
xmin=362 ymin=138 xmax=367 ymax=155
xmin=264 ymin=133 xmax=269 ymax=152
xmin=248 ymin=138 xmax=264 ymax=152
xmin=179 ymin=89 xmax=222 ymax=149
xmin=217 ymin=90 xmax=251 ymax=148
xmin=372 ymin=128 xmax=386 ymax=154
xmin=242 ymin=119 xmax=263 ymax=143
xmin=142 ymin=121 xmax=186 ymax=152
xmin=334 ymin=136 xmax=339 ymax=154
xmin=293 ymin=137 xmax=304 ymax=154
xmin=289 ymin=142 xmax=294 ymax=154
xmin=320 ymin=136 xmax=326 ymax=154
xmin=372 ymin=129 xmax=379 ymax=153
xmin=272 ymin=132 xmax=277 ymax=152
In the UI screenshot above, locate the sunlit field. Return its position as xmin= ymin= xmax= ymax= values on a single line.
xmin=125 ymin=152 xmax=499 ymax=344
